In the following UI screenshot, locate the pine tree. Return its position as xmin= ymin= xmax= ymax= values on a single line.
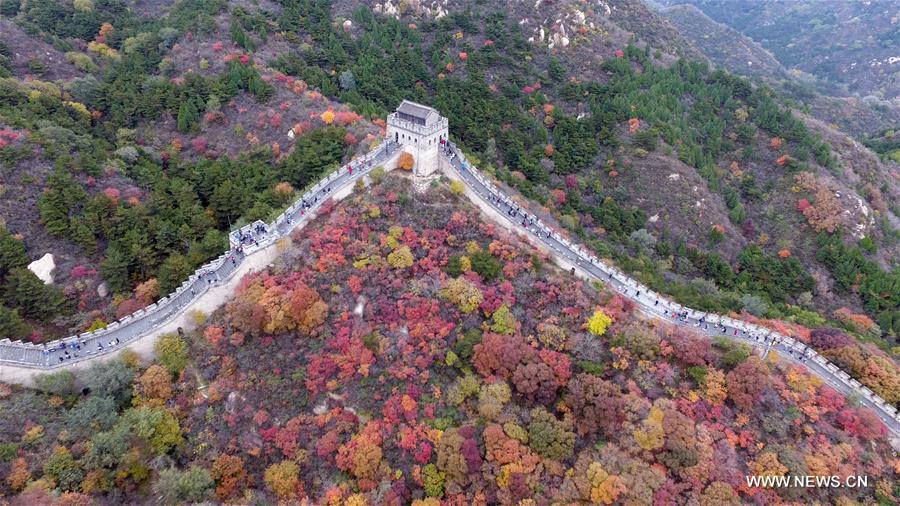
xmin=4 ymin=268 xmax=66 ymax=320
xmin=176 ymin=100 xmax=200 ymax=133
xmin=37 ymin=169 xmax=87 ymax=237
xmin=158 ymin=253 xmax=192 ymax=294
xmin=0 ymin=305 xmax=28 ymax=338
xmin=0 ymin=225 xmax=28 ymax=278
xmin=100 ymin=244 xmax=131 ymax=294
xmin=69 ymin=217 xmax=97 ymax=253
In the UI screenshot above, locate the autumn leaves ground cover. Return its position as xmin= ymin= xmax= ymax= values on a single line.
xmin=0 ymin=174 xmax=895 ymax=504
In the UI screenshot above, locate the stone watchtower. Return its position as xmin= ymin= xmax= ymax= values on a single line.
xmin=386 ymin=100 xmax=449 ymax=178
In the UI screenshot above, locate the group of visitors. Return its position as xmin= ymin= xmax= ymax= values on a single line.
xmin=43 ymin=336 xmax=120 ymax=364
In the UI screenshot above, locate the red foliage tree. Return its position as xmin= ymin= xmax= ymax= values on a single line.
xmin=274 ymin=416 xmax=306 ymax=459
xmin=204 ymin=325 xmax=225 ymax=347
xmin=666 ymin=328 xmax=713 ymax=367
xmin=473 ymin=332 xmax=533 ymax=380
xmin=566 ymin=374 xmax=624 ymax=437
xmin=512 ymin=359 xmax=558 ymax=404
xmin=191 ymin=136 xmax=208 ymax=154
xmin=538 ymin=349 xmax=572 ymax=386
xmin=725 ymin=356 xmax=770 ymax=411
xmin=836 ymin=408 xmax=887 ymax=439
xmin=810 ymin=327 xmax=855 ymax=350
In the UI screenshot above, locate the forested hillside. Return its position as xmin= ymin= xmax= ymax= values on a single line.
xmin=0 ymin=174 xmax=895 ymax=504
xmin=0 ymin=0 xmax=379 ymax=341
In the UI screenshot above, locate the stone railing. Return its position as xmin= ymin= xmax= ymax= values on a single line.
xmin=0 ymin=141 xmax=397 ymax=369
xmin=444 ymin=142 xmax=900 ymax=428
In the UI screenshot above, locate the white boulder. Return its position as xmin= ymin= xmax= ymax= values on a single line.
xmin=27 ymin=253 xmax=55 ymax=284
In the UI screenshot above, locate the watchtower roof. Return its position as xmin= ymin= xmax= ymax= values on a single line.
xmin=394 ymin=100 xmax=440 ymax=126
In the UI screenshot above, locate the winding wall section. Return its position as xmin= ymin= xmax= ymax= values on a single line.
xmin=0 ymin=135 xmax=896 ymax=447
xmin=0 ymin=142 xmax=399 ymax=369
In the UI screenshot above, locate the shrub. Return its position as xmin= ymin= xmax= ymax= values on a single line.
xmin=446 ymin=373 xmax=480 ymax=406
xmin=153 ymin=467 xmax=214 ymax=505
xmin=154 ymin=333 xmax=189 ymax=377
xmin=43 ymin=446 xmax=83 ymax=491
xmin=370 ymin=166 xmax=386 ymax=184
xmin=454 ymin=328 xmax=482 ymax=361
xmin=397 ymin=152 xmax=414 ymax=170
xmin=122 ymin=406 xmax=183 ymax=455
xmin=489 ymin=305 xmax=517 ymax=335
xmin=34 ymin=370 xmax=77 ymax=397
xmin=469 ymin=250 xmax=501 ymax=281
xmin=440 ymin=277 xmax=483 ymax=313
xmin=65 ymin=52 xmax=98 ymax=72
xmin=65 ymin=395 xmax=118 ymax=433
xmin=422 ymin=463 xmax=445 ymax=498
xmin=387 ymin=245 xmax=414 ymax=269
xmin=478 ymin=381 xmax=511 ymax=420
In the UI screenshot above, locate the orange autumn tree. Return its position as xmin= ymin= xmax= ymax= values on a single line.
xmin=802 ymin=186 xmax=845 ymax=233
xmin=336 ymin=422 xmax=384 ymax=487
xmin=751 ymin=452 xmax=788 ymax=477
xmin=6 ymin=458 xmax=29 ymax=491
xmin=210 ymin=455 xmax=248 ymax=500
xmin=225 ymin=274 xmax=328 ymax=338
xmin=702 ymin=368 xmax=728 ymax=405
xmin=398 ymin=152 xmax=414 ymax=171
xmin=136 ymin=364 xmax=173 ymax=403
xmin=96 ymin=22 xmax=113 ymax=43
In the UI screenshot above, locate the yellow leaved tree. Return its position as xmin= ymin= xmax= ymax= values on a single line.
xmin=587 ymin=309 xmax=612 ymax=336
